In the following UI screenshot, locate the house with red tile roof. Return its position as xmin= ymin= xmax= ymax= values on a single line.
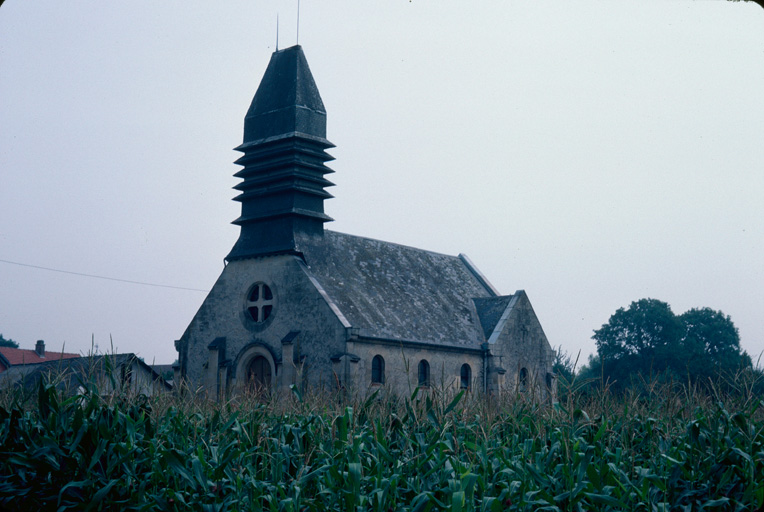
xmin=0 ymin=340 xmax=80 ymax=373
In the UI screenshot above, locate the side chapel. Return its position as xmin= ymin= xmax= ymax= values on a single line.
xmin=176 ymin=46 xmax=555 ymax=399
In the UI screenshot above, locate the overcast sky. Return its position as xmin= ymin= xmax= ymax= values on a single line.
xmin=1 ymin=1 xmax=762 ymax=366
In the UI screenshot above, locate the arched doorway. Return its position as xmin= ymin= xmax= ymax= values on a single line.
xmin=234 ymin=343 xmax=276 ymax=394
xmin=246 ymin=355 xmax=272 ymax=390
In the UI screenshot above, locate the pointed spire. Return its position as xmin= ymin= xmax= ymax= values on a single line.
xmin=227 ymin=46 xmax=335 ymax=261
xmin=242 ymin=45 xmax=328 ymax=144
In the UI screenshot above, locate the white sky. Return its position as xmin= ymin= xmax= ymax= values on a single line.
xmin=1 ymin=1 xmax=762 ymax=366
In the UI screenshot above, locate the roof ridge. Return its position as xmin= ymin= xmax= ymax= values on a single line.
xmin=322 ymin=230 xmax=464 ymax=260
xmin=0 ymin=346 xmax=80 ymax=356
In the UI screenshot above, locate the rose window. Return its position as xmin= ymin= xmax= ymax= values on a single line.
xmin=246 ymin=283 xmax=274 ymax=323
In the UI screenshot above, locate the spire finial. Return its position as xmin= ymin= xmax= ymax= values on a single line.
xmin=296 ymin=0 xmax=300 ymax=45
xmin=276 ymin=13 xmax=279 ymax=50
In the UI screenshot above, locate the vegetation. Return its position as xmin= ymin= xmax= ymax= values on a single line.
xmin=591 ymin=299 xmax=754 ymax=393
xmin=0 ymin=334 xmax=19 ymax=349
xmin=552 ymin=346 xmax=578 ymax=401
xmin=0 ymin=298 xmax=760 ymax=510
xmin=1 ymin=372 xmax=763 ymax=511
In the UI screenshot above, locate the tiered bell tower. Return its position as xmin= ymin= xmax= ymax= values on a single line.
xmin=227 ymin=45 xmax=335 ymax=261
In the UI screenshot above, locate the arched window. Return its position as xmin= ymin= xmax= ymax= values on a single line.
xmin=460 ymin=364 xmax=471 ymax=390
xmin=418 ymin=359 xmax=430 ymax=387
xmin=371 ymin=355 xmax=385 ymax=385
xmin=546 ymin=373 xmax=553 ymax=390
xmin=519 ymin=367 xmax=529 ymax=390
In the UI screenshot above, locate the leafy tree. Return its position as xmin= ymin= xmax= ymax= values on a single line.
xmin=593 ymin=299 xmax=749 ymax=391
xmin=0 ymin=334 xmax=19 ymax=349
xmin=577 ymin=354 xmax=602 ymax=384
xmin=593 ymin=299 xmax=684 ymax=390
xmin=680 ymin=307 xmax=744 ymax=383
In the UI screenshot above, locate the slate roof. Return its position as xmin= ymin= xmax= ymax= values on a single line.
xmin=296 ymin=230 xmax=498 ymax=348
xmin=150 ymin=363 xmax=175 ymax=375
xmin=242 ymin=44 xmax=327 ymax=145
xmin=473 ymin=296 xmax=514 ymax=340
xmin=0 ymin=346 xmax=80 ymax=369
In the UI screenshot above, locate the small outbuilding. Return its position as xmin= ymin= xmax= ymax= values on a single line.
xmin=2 ymin=353 xmax=172 ymax=396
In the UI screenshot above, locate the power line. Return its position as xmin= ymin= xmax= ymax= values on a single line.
xmin=0 ymin=258 xmax=209 ymax=292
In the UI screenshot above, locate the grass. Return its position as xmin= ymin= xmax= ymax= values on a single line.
xmin=0 ymin=370 xmax=762 ymax=511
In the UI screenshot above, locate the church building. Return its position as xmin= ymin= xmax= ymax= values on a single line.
xmin=176 ymin=45 xmax=555 ymax=399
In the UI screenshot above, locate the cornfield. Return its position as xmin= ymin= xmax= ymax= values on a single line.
xmin=0 ymin=376 xmax=762 ymax=511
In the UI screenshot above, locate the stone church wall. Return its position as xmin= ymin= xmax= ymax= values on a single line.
xmin=180 ymin=254 xmax=348 ymax=396
xmin=346 ymin=340 xmax=484 ymax=396
xmin=487 ymin=293 xmax=555 ymax=400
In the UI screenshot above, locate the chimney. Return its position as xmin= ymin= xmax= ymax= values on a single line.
xmin=35 ymin=340 xmax=45 ymax=358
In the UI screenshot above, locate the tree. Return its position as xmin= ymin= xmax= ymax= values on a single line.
xmin=680 ymin=307 xmax=744 ymax=383
xmin=593 ymin=299 xmax=684 ymax=389
xmin=593 ymin=299 xmax=748 ymax=391
xmin=577 ymin=354 xmax=601 ymax=382
xmin=0 ymin=334 xmax=19 ymax=349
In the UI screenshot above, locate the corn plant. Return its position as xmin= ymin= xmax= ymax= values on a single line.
xmin=0 ymin=374 xmax=762 ymax=511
